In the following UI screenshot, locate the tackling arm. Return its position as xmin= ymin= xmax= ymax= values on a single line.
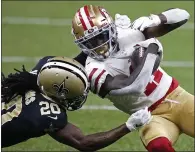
xmin=49 ymin=107 xmax=151 ymax=151
xmin=50 ymin=123 xmax=129 ymax=151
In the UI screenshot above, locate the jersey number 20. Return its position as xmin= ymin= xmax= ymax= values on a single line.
xmin=39 ymin=101 xmax=61 ymax=115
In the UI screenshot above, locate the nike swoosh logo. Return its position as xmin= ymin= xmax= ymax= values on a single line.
xmin=47 ymin=116 xmax=58 ymax=120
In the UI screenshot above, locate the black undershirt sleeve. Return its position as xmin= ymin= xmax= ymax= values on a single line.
xmin=73 ymin=52 xmax=88 ymax=66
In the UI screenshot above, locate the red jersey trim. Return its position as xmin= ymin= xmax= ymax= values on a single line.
xmin=89 ymin=68 xmax=98 ymax=82
xmin=148 ymin=78 xmax=179 ymax=112
xmin=94 ymin=70 xmax=106 ymax=94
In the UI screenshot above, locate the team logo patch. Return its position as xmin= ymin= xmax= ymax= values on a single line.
xmin=88 ymin=28 xmax=94 ymax=33
xmin=53 ymin=80 xmax=69 ymax=97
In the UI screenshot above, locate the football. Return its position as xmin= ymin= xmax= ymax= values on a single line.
xmin=130 ymin=47 xmax=161 ymax=73
xmin=130 ymin=47 xmax=146 ymax=69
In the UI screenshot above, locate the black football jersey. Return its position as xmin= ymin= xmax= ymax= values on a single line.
xmin=2 ymin=53 xmax=87 ymax=148
xmin=30 ymin=56 xmax=55 ymax=75
xmin=2 ymin=90 xmax=67 ymax=148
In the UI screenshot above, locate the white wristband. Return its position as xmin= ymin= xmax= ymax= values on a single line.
xmin=125 ymin=122 xmax=135 ymax=131
xmin=162 ymin=8 xmax=190 ymax=24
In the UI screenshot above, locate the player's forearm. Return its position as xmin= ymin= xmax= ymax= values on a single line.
xmin=100 ymin=44 xmax=159 ymax=97
xmin=144 ymin=8 xmax=190 ymax=38
xmin=78 ymin=124 xmax=130 ymax=151
xmin=109 ymin=44 xmax=159 ymax=96
xmin=51 ymin=123 xmax=130 ymax=152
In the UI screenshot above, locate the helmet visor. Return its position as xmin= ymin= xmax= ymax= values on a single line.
xmin=75 ymin=23 xmax=117 ymax=60
xmin=82 ymin=30 xmax=109 ymax=50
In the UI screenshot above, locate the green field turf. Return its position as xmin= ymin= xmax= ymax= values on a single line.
xmin=2 ymin=1 xmax=194 ymax=151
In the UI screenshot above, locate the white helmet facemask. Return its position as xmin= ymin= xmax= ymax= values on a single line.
xmin=74 ymin=23 xmax=118 ymax=61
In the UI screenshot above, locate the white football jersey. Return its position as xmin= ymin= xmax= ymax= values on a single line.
xmin=85 ymin=27 xmax=178 ymax=114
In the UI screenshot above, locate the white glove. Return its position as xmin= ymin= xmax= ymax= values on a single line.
xmin=126 ymin=107 xmax=152 ymax=131
xmin=132 ymin=14 xmax=161 ymax=31
xmin=115 ymin=13 xmax=131 ymax=29
xmin=134 ymin=38 xmax=163 ymax=53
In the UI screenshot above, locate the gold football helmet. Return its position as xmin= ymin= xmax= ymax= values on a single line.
xmin=37 ymin=56 xmax=89 ymax=111
xmin=72 ymin=5 xmax=118 ymax=61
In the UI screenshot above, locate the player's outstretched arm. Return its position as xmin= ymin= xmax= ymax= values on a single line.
xmin=132 ymin=8 xmax=190 ymax=39
xmin=49 ymin=107 xmax=151 ymax=151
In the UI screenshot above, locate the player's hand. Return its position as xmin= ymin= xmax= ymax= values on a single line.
xmin=115 ymin=13 xmax=131 ymax=29
xmin=125 ymin=107 xmax=152 ymax=131
xmin=134 ymin=38 xmax=163 ymax=53
xmin=132 ymin=14 xmax=161 ymax=31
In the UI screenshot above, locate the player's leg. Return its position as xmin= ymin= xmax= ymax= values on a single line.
xmin=157 ymin=86 xmax=194 ymax=137
xmin=150 ymin=86 xmax=194 ymax=137
xmin=175 ymin=88 xmax=194 ymax=137
xmin=139 ymin=115 xmax=180 ymax=152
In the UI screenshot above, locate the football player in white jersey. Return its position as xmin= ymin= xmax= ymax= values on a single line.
xmin=71 ymin=5 xmax=194 ymax=152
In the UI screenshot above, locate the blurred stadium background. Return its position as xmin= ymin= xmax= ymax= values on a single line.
xmin=2 ymin=1 xmax=194 ymax=151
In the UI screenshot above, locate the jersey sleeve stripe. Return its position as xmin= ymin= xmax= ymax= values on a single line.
xmin=94 ymin=70 xmax=106 ymax=93
xmin=89 ymin=68 xmax=98 ymax=82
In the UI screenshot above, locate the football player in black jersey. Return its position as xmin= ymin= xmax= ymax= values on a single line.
xmin=2 ymin=56 xmax=151 ymax=151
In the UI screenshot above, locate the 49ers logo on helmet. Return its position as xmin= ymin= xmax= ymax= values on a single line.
xmin=88 ymin=28 xmax=94 ymax=33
